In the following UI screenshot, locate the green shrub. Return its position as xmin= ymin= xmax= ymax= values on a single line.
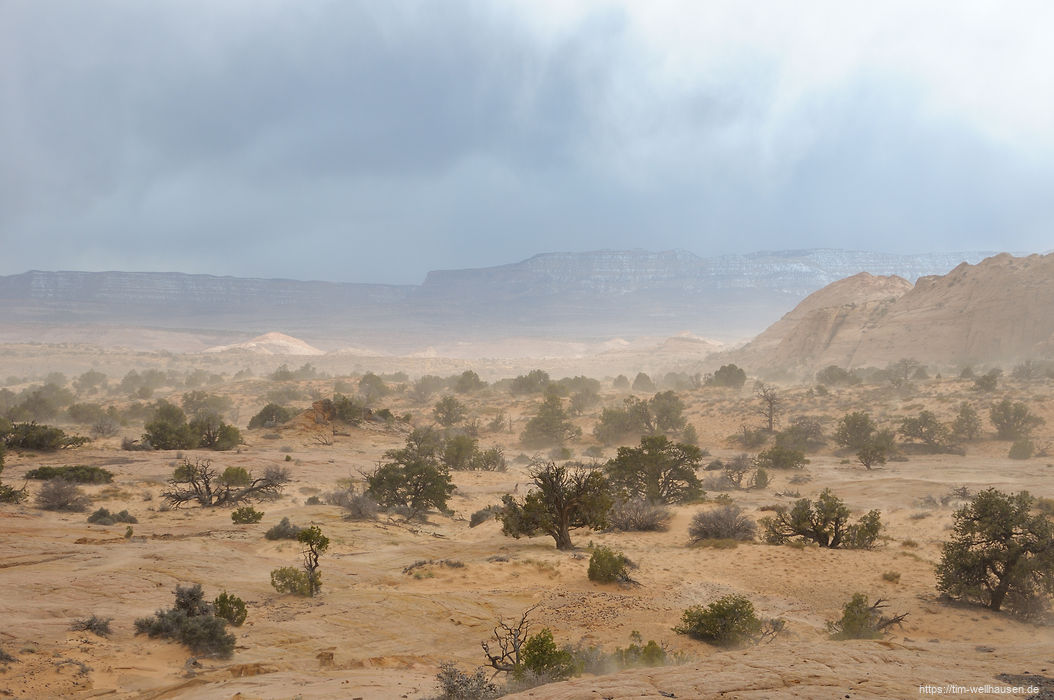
xmin=612 ymin=631 xmax=668 ymax=668
xmin=754 ymin=446 xmax=807 ymax=470
xmin=87 ymin=507 xmax=137 ymax=525
xmin=219 ymin=466 xmax=251 ymax=487
xmin=587 ymin=546 xmax=631 ymax=583
xmin=247 ymin=403 xmax=295 ymax=429
xmin=4 ymin=422 xmax=89 ymax=451
xmin=231 ymin=506 xmax=263 ymax=524
xmin=675 ymin=594 xmax=769 ymax=648
xmin=213 ymin=591 xmax=247 ymax=626
xmin=134 ymin=584 xmax=235 ymax=657
xmin=519 ymin=629 xmax=576 ymax=681
xmin=25 ymin=465 xmax=113 ymax=484
xmin=760 ymin=489 xmax=882 ymax=549
xmin=264 ymin=516 xmax=302 ymax=540
xmin=269 ymin=566 xmax=313 ymax=596
xmin=1008 ymin=439 xmax=1034 ymax=460
xmin=826 ymin=593 xmax=907 ymax=640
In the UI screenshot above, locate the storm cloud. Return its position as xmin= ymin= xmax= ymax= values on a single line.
xmin=2 ymin=1 xmax=1052 ymax=283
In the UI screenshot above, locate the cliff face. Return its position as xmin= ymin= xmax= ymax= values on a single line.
xmin=0 ymin=270 xmax=411 ymax=309
xmin=732 ymin=253 xmax=1054 ymax=373
xmin=420 ymin=249 xmax=995 ymax=298
xmin=0 ymin=248 xmax=1002 ymax=349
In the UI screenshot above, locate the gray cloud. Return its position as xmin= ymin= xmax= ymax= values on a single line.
xmin=2 ymin=1 xmax=1051 ymax=283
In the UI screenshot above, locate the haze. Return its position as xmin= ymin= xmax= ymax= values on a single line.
xmin=3 ymin=1 xmax=1053 ymax=283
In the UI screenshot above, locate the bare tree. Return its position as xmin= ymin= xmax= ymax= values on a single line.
xmin=481 ymin=604 xmax=538 ymax=676
xmin=755 ymin=383 xmax=783 ymax=432
xmin=162 ymin=458 xmax=289 ymax=508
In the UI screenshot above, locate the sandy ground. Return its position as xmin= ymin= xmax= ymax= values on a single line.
xmin=1 ymin=360 xmax=1052 ymax=699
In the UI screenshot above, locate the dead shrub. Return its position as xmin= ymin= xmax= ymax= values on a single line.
xmin=688 ymin=505 xmax=756 ymax=543
xmin=606 ymin=497 xmax=672 ymax=532
xmin=36 ymin=478 xmax=91 ymax=511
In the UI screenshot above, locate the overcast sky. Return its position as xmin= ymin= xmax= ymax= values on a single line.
xmin=2 ymin=1 xmax=1052 ymax=284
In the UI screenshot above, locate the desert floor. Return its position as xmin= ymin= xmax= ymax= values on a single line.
xmin=1 ymin=352 xmax=1052 ymax=699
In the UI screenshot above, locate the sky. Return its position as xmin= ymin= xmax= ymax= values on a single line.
xmin=2 ymin=0 xmax=1053 ymax=284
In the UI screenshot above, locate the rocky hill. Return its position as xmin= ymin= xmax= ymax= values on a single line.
xmin=731 ymin=252 xmax=1054 ymax=375
xmin=0 ymin=249 xmax=1001 ymax=351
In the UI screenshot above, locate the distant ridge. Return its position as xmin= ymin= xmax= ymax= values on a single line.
xmin=0 ymin=248 xmax=1012 ymax=351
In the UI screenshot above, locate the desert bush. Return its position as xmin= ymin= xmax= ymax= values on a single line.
xmin=688 ymin=505 xmax=756 ymax=542
xmin=608 ymin=631 xmax=671 ymax=669
xmin=731 ymin=425 xmax=768 ymax=449
xmin=834 ymin=412 xmax=877 ymax=450
xmin=265 ymin=516 xmax=302 ymax=540
xmin=25 ymin=465 xmax=113 ymax=484
xmin=36 ymin=478 xmax=90 ymax=511
xmin=275 ymin=526 xmax=329 ymax=597
xmin=816 ymin=365 xmax=858 ymax=386
xmin=70 ymin=614 xmax=112 ymax=637
xmin=587 ymin=546 xmax=632 ymax=583
xmin=754 ymin=446 xmax=806 ymax=470
xmin=856 ymin=443 xmax=888 ymax=470
xmin=247 ymin=403 xmax=295 ymax=429
xmin=774 ymin=417 xmax=825 ymax=451
xmin=951 ymin=403 xmax=982 ymax=441
xmin=1008 ymin=439 xmax=1034 ymax=460
xmin=326 ymin=486 xmax=380 ymax=520
xmin=606 ymin=497 xmax=672 ymax=532
xmin=270 ymin=567 xmax=313 ymax=596
xmin=231 ymin=506 xmax=264 ymax=524
xmin=826 ymin=594 xmax=907 ymax=639
xmin=162 ymin=459 xmax=289 ymax=508
xmin=121 ymin=436 xmax=152 ymax=451
xmin=90 ymin=417 xmax=120 ymax=438
xmin=990 ymin=400 xmax=1044 ymax=440
xmin=675 ymin=595 xmax=781 ymax=648
xmin=760 ymin=489 xmax=882 ymax=549
xmin=87 ymin=507 xmax=137 ymax=525
xmin=472 ymin=446 xmax=507 ymax=472
xmin=469 ymin=504 xmax=502 ymax=527
xmin=213 ymin=591 xmax=247 ymax=626
xmin=898 ymin=410 xmax=951 ymax=452
xmin=4 ymin=422 xmax=89 ymax=451
xmin=707 ymin=364 xmax=747 ymax=389
xmin=0 ymin=444 xmax=24 ymax=503
xmin=520 ymin=394 xmax=580 ymax=448
xmin=882 ymin=571 xmax=901 ymax=583
xmin=520 ymin=628 xmax=576 ymax=681
xmin=432 ymin=662 xmax=500 ymax=700
xmin=433 ymin=395 xmax=467 ymax=427
xmin=134 ymin=584 xmax=235 ymax=657
xmin=973 ymin=369 xmax=1001 ymax=392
